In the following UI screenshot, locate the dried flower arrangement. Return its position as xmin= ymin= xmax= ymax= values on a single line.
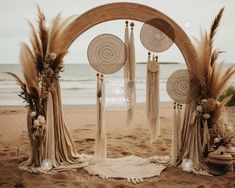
xmin=5 ymin=7 xmax=75 ymax=167
xmin=191 ymin=7 xmax=235 ymax=158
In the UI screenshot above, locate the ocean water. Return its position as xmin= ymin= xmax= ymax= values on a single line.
xmin=0 ymin=63 xmax=234 ymax=106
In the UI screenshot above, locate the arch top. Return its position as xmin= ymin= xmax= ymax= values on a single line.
xmin=61 ymin=2 xmax=197 ymax=70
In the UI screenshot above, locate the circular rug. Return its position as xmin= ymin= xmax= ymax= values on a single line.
xmin=87 ymin=34 xmax=126 ymax=74
xmin=140 ymin=18 xmax=174 ymax=52
xmin=166 ymin=69 xmax=199 ymax=104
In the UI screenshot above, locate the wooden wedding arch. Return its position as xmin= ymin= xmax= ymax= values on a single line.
xmin=58 ymin=2 xmax=198 ymax=70
xmin=57 ymin=2 xmax=199 ymax=167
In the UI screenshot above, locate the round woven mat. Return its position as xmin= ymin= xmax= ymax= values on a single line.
xmin=166 ymin=69 xmax=199 ymax=104
xmin=140 ymin=18 xmax=174 ymax=52
xmin=147 ymin=61 xmax=159 ymax=72
xmin=87 ymin=34 xmax=126 ymax=74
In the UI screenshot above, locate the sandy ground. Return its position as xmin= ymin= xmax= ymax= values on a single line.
xmin=0 ymin=103 xmax=235 ymax=188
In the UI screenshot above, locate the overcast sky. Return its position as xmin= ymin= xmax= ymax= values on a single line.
xmin=0 ymin=0 xmax=234 ymax=64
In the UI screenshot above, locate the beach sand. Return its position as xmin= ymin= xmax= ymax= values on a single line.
xmin=0 ymin=103 xmax=234 ymax=188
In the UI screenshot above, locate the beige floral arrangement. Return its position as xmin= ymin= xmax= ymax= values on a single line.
xmin=191 ymin=7 xmax=235 ymax=158
xmin=5 ymin=7 xmax=75 ymax=166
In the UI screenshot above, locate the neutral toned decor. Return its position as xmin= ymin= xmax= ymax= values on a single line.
xmin=6 ymin=2 xmax=235 ymax=180
xmin=87 ymin=34 xmax=126 ymax=74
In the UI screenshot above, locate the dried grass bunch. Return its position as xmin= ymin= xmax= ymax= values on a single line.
xmin=6 ymin=6 xmax=75 ymax=114
xmin=192 ymin=7 xmax=235 ymax=153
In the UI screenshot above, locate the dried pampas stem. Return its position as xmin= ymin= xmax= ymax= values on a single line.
xmin=37 ymin=6 xmax=48 ymax=58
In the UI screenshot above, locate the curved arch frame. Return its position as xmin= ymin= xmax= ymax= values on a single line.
xmin=60 ymin=2 xmax=198 ymax=70
xmin=58 ymin=2 xmax=199 ymax=166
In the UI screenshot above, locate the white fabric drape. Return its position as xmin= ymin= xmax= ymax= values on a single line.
xmin=45 ymin=92 xmax=56 ymax=166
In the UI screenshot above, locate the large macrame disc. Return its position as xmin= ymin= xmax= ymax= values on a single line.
xmin=166 ymin=69 xmax=199 ymax=104
xmin=88 ymin=34 xmax=126 ymax=74
xmin=140 ymin=18 xmax=174 ymax=52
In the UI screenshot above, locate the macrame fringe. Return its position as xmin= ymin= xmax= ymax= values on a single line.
xmin=127 ymin=22 xmax=136 ymax=126
xmin=95 ymin=73 xmax=106 ymax=161
xmin=146 ymin=53 xmax=160 ymax=143
xmin=171 ymin=102 xmax=182 ymax=166
xmin=124 ymin=21 xmax=130 ymax=98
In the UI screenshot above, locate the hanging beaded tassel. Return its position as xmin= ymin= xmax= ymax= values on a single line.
xmin=124 ymin=21 xmax=130 ymax=99
xmin=171 ymin=102 xmax=177 ymax=166
xmin=171 ymin=102 xmax=182 ymax=166
xmin=127 ymin=22 xmax=136 ymax=126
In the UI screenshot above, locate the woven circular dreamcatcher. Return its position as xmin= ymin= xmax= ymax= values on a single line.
xmin=166 ymin=69 xmax=199 ymax=104
xmin=87 ymin=34 xmax=126 ymax=74
xmin=140 ymin=18 xmax=175 ymax=52
xmin=147 ymin=61 xmax=159 ymax=73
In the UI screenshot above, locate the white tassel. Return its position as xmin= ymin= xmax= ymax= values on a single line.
xmin=177 ymin=105 xmax=182 ymax=154
xmin=146 ymin=53 xmax=160 ymax=143
xmin=127 ymin=22 xmax=136 ymax=126
xmin=95 ymin=73 xmax=106 ymax=161
xmin=124 ymin=21 xmax=130 ymax=98
xmin=171 ymin=102 xmax=177 ymax=166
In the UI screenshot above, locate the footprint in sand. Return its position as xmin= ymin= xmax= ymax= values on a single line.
xmin=121 ymin=151 xmax=130 ymax=155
